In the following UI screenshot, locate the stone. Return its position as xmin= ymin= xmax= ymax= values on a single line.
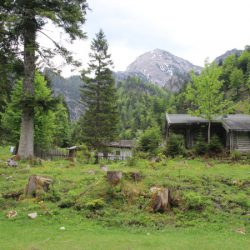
xmin=6 ymin=210 xmax=17 ymax=219
xmin=6 ymin=159 xmax=18 ymax=167
xmin=28 ymin=212 xmax=37 ymax=219
xmin=88 ymin=170 xmax=96 ymax=175
xmin=107 ymin=171 xmax=123 ymax=186
xmin=100 ymin=165 xmax=108 ymax=172
xmin=25 ymin=175 xmax=53 ymax=197
xmin=150 ymin=187 xmax=171 ymax=212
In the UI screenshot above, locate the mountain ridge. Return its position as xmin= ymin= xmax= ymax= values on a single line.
xmin=125 ymin=48 xmax=202 ymax=92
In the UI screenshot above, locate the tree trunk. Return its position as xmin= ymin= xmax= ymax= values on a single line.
xmin=208 ymin=120 xmax=211 ymax=144
xmin=17 ymin=17 xmax=36 ymax=159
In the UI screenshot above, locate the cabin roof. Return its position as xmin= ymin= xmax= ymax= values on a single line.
xmin=221 ymin=115 xmax=250 ymax=131
xmin=166 ymin=113 xmax=250 ymax=131
xmin=107 ymin=140 xmax=135 ymax=148
xmin=166 ymin=114 xmax=208 ymax=124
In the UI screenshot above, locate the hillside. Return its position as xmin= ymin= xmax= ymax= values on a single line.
xmin=0 ymin=146 xmax=249 ymax=249
xmin=45 ymin=69 xmax=84 ymax=120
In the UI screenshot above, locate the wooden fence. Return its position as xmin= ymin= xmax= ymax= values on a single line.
xmin=34 ymin=147 xmax=68 ymax=160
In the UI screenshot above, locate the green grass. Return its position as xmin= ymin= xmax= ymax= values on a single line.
xmin=0 ymin=146 xmax=250 ymax=249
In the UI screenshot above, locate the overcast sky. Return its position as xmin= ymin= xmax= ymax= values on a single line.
xmin=43 ymin=0 xmax=250 ymax=77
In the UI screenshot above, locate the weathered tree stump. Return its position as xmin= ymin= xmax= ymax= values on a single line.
xmin=6 ymin=159 xmax=18 ymax=167
xmin=150 ymin=187 xmax=171 ymax=212
xmin=24 ymin=175 xmax=53 ymax=197
xmin=107 ymin=171 xmax=122 ymax=186
xmin=129 ymin=172 xmax=142 ymax=182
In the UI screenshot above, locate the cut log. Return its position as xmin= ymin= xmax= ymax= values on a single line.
xmin=150 ymin=187 xmax=171 ymax=212
xmin=25 ymin=175 xmax=53 ymax=197
xmin=107 ymin=171 xmax=122 ymax=186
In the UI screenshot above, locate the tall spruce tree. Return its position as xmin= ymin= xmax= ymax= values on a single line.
xmin=0 ymin=0 xmax=88 ymax=158
xmin=80 ymin=30 xmax=118 ymax=161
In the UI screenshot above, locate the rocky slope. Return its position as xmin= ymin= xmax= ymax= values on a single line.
xmin=125 ymin=49 xmax=202 ymax=92
xmin=45 ymin=69 xmax=84 ymax=120
xmin=214 ymin=48 xmax=242 ymax=65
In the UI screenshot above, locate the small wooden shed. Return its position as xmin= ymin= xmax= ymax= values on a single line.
xmin=222 ymin=115 xmax=250 ymax=152
xmin=98 ymin=140 xmax=135 ymax=160
xmin=166 ymin=114 xmax=250 ymax=153
xmin=165 ymin=114 xmax=225 ymax=148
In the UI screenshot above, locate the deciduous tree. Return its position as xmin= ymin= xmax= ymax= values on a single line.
xmin=0 ymin=0 xmax=88 ymax=158
xmin=186 ymin=60 xmax=233 ymax=143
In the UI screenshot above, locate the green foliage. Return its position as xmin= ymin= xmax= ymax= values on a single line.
xmin=184 ymin=192 xmax=205 ymax=210
xmin=80 ymin=30 xmax=119 ymax=153
xmin=1 ymin=72 xmax=70 ymax=149
xmin=186 ymin=61 xmax=233 ymax=120
xmin=208 ymin=135 xmax=223 ymax=154
xmin=194 ymin=136 xmax=208 ymax=155
xmin=85 ymin=198 xmax=105 ymax=210
xmin=165 ymin=133 xmax=186 ymax=157
xmin=230 ymin=151 xmax=242 ymax=161
xmin=186 ymin=60 xmax=233 ymax=142
xmin=138 ymin=126 xmax=161 ymax=155
xmin=53 ymin=98 xmax=71 ymax=147
xmin=117 ymin=77 xmax=170 ymax=138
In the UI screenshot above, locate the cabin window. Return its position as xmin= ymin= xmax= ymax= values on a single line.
xmin=116 ymin=150 xmax=120 ymax=156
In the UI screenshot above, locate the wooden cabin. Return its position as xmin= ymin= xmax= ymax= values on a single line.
xmin=222 ymin=115 xmax=250 ymax=152
xmin=166 ymin=114 xmax=250 ymax=153
xmin=98 ymin=140 xmax=135 ymax=160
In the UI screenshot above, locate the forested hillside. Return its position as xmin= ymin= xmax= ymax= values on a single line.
xmin=169 ymin=46 xmax=250 ymax=115
xmin=117 ymin=76 xmax=170 ymax=139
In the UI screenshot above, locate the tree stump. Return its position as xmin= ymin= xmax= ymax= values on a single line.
xmin=107 ymin=171 xmax=122 ymax=186
xmin=150 ymin=187 xmax=171 ymax=212
xmin=24 ymin=175 xmax=53 ymax=197
xmin=129 ymin=172 xmax=142 ymax=182
xmin=6 ymin=159 xmax=18 ymax=167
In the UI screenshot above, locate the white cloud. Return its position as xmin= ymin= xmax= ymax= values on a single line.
xmin=39 ymin=0 xmax=250 ymax=76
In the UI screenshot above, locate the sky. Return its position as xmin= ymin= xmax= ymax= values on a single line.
xmin=41 ymin=0 xmax=250 ymax=77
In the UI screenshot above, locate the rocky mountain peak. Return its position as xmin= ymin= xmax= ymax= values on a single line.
xmin=126 ymin=49 xmax=202 ymax=92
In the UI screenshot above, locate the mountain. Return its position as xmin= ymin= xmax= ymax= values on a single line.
xmin=214 ymin=49 xmax=243 ymax=65
xmin=125 ymin=49 xmax=202 ymax=92
xmin=45 ymin=69 xmax=83 ymax=120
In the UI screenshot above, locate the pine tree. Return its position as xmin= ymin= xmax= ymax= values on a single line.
xmin=80 ymin=30 xmax=118 ymax=161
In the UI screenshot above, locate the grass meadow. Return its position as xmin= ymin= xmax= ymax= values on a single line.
xmin=0 ymin=146 xmax=249 ymax=249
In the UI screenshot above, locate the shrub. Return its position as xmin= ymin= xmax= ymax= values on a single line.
xmin=184 ymin=192 xmax=205 ymax=210
xmin=208 ymin=135 xmax=223 ymax=153
xmin=194 ymin=135 xmax=208 ymax=155
xmin=138 ymin=126 xmax=161 ymax=155
xmin=165 ymin=133 xmax=185 ymax=157
xmin=58 ymin=198 xmax=75 ymax=208
xmin=85 ymin=198 xmax=105 ymax=210
xmin=231 ymin=151 xmax=242 ymax=161
xmin=40 ymin=190 xmax=61 ymax=202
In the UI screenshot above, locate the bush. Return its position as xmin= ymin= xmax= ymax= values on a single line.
xmin=138 ymin=126 xmax=161 ymax=155
xmin=58 ymin=198 xmax=75 ymax=208
xmin=85 ymin=198 xmax=105 ymax=210
xmin=165 ymin=133 xmax=185 ymax=157
xmin=194 ymin=135 xmax=208 ymax=155
xmin=208 ymin=135 xmax=223 ymax=153
xmin=231 ymin=151 xmax=242 ymax=161
xmin=184 ymin=192 xmax=205 ymax=210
